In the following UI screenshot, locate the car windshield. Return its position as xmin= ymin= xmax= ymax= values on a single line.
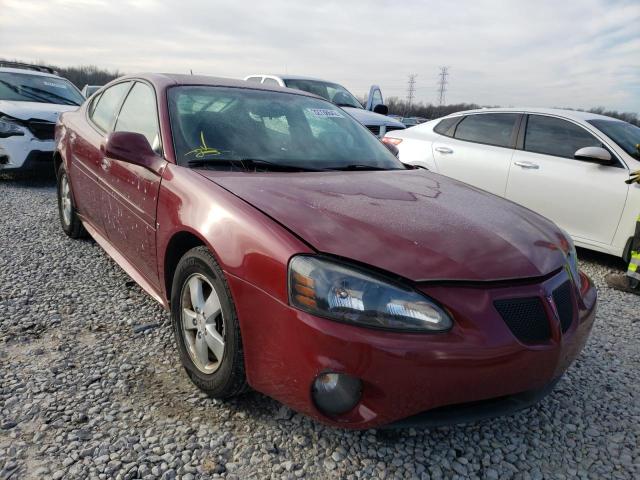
xmin=283 ymin=79 xmax=363 ymax=109
xmin=588 ymin=119 xmax=640 ymax=160
xmin=168 ymin=86 xmax=403 ymax=171
xmin=0 ymin=72 xmax=83 ymax=106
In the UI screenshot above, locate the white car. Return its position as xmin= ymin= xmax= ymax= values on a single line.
xmin=384 ymin=108 xmax=640 ymax=261
xmin=244 ymin=74 xmax=405 ymax=137
xmin=0 ymin=62 xmax=83 ymax=172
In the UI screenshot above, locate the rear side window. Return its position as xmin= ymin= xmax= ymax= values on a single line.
xmin=525 ymin=115 xmax=602 ymax=159
xmin=454 ymin=113 xmax=519 ymax=148
xmin=433 ymin=117 xmax=459 ymax=136
xmin=115 ymin=82 xmax=161 ymax=152
xmin=90 ymin=82 xmax=131 ymax=131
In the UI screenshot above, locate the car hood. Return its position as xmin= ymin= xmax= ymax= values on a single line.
xmin=201 ymin=169 xmax=568 ymax=282
xmin=0 ymin=100 xmax=78 ymax=122
xmin=341 ymin=107 xmax=405 ymax=128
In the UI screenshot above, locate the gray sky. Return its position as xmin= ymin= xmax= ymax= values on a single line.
xmin=1 ymin=0 xmax=639 ymax=112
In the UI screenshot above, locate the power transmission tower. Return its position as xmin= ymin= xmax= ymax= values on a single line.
xmin=437 ymin=66 xmax=449 ymax=106
xmin=405 ymin=74 xmax=417 ymax=115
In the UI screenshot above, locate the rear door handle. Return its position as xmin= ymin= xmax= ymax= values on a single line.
xmin=514 ymin=160 xmax=539 ymax=169
xmin=435 ymin=147 xmax=454 ymax=154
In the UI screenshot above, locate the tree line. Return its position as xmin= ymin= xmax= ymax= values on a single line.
xmin=384 ymin=97 xmax=640 ymax=127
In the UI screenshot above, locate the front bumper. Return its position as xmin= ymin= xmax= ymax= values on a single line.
xmin=228 ymin=268 xmax=597 ymax=429
xmin=0 ymin=135 xmax=55 ymax=171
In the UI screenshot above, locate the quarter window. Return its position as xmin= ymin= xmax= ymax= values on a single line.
xmin=115 ymin=82 xmax=161 ymax=152
xmin=454 ymin=113 xmax=519 ymax=148
xmin=525 ymin=115 xmax=602 ymax=159
xmin=90 ymin=82 xmax=131 ymax=132
xmin=433 ymin=116 xmax=460 ymax=137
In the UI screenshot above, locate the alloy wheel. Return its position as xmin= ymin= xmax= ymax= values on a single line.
xmin=180 ymin=273 xmax=226 ymax=374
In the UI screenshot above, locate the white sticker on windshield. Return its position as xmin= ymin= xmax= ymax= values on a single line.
xmin=307 ymin=108 xmax=343 ymax=118
xmin=43 ymin=81 xmax=68 ymax=89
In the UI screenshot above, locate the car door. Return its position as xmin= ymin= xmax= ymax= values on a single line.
xmin=431 ymin=113 xmax=521 ymax=196
xmin=70 ymin=81 xmax=132 ymax=234
xmin=100 ymin=81 xmax=166 ymax=288
xmin=366 ymin=85 xmax=384 ymax=111
xmin=505 ymin=114 xmax=629 ymax=246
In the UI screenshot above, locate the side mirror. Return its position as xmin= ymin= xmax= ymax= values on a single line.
xmin=574 ymin=146 xmax=613 ymax=165
xmin=104 ymin=131 xmax=164 ymax=173
xmin=373 ymin=104 xmax=389 ymax=115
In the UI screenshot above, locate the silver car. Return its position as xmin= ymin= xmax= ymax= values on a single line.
xmin=244 ymin=74 xmax=405 ymax=138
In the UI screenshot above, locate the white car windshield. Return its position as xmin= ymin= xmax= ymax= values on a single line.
xmin=283 ymin=79 xmax=363 ymax=109
xmin=168 ymin=86 xmax=402 ymax=171
xmin=588 ymin=119 xmax=640 ymax=160
xmin=0 ymin=72 xmax=84 ymax=106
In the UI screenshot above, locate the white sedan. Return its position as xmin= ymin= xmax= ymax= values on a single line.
xmin=384 ymin=108 xmax=640 ymax=261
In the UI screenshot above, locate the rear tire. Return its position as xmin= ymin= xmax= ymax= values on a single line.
xmin=171 ymin=246 xmax=248 ymax=398
xmin=57 ymin=166 xmax=86 ymax=239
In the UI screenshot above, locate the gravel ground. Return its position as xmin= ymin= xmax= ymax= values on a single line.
xmin=1 ymin=173 xmax=639 ymax=480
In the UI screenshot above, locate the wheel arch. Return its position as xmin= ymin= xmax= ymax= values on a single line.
xmin=163 ymin=229 xmax=217 ymax=305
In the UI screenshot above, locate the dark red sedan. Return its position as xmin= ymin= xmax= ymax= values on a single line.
xmin=54 ymin=74 xmax=597 ymax=429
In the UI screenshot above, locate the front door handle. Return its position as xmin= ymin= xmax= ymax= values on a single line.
xmin=514 ymin=160 xmax=539 ymax=169
xmin=435 ymin=146 xmax=454 ymax=154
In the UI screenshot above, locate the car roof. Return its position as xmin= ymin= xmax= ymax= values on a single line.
xmin=247 ymin=73 xmax=338 ymax=83
xmin=447 ymin=107 xmax=620 ymax=122
xmin=0 ymin=66 xmax=63 ymax=79
xmin=110 ymin=73 xmax=322 ymax=99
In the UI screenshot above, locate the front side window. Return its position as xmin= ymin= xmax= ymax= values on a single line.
xmin=283 ymin=79 xmax=362 ymax=109
xmin=588 ymin=119 xmax=640 ymax=160
xmin=167 ymin=86 xmax=402 ymax=171
xmin=90 ymin=82 xmax=131 ymax=132
xmin=370 ymin=89 xmax=383 ymax=107
xmin=454 ymin=113 xmax=519 ymax=148
xmin=115 ymin=82 xmax=161 ymax=152
xmin=0 ymin=71 xmax=83 ymax=106
xmin=525 ymin=115 xmax=602 ymax=159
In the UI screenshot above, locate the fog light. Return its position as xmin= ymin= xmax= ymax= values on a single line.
xmin=312 ymin=372 xmax=362 ymax=416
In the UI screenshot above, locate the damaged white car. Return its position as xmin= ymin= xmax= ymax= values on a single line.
xmin=0 ymin=62 xmax=83 ymax=172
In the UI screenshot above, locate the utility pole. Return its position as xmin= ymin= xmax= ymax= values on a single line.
xmin=405 ymin=74 xmax=417 ymax=116
xmin=437 ymin=66 xmax=449 ymax=106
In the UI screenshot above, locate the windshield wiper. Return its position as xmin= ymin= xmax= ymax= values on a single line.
xmin=19 ymin=85 xmax=80 ymax=106
xmin=187 ymin=157 xmax=323 ymax=172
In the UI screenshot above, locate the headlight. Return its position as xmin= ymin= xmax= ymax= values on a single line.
xmin=0 ymin=116 xmax=25 ymax=138
xmin=560 ymin=229 xmax=581 ymax=290
xmin=288 ymin=256 xmax=452 ymax=332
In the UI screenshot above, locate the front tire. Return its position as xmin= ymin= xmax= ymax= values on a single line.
xmin=171 ymin=246 xmax=248 ymax=398
xmin=57 ymin=167 xmax=86 ymax=239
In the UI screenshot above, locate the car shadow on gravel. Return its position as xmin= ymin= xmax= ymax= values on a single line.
xmin=0 ymin=170 xmax=57 ymax=188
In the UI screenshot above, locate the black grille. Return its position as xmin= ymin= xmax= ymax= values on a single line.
xmin=552 ymin=281 xmax=574 ymax=333
xmin=27 ymin=120 xmax=55 ymax=140
xmin=367 ymin=125 xmax=381 ymax=136
xmin=494 ymin=297 xmax=550 ymax=344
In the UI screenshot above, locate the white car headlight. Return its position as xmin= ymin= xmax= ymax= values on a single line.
xmin=0 ymin=116 xmax=25 ymax=138
xmin=288 ymin=256 xmax=452 ymax=332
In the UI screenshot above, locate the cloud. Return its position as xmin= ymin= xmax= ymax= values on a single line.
xmin=1 ymin=0 xmax=638 ymax=112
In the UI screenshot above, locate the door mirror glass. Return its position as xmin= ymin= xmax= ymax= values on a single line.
xmin=105 ymin=131 xmax=156 ymax=167
xmin=574 ymin=146 xmax=613 ymax=164
xmin=373 ymin=104 xmax=389 ymax=115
